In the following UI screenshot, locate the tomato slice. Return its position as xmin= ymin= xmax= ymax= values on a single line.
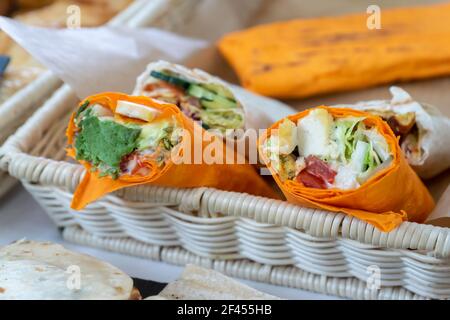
xmin=296 ymin=170 xmax=327 ymax=189
xmin=305 ymin=155 xmax=336 ymax=183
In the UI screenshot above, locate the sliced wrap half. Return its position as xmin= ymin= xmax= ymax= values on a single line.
xmin=67 ymin=92 xmax=278 ymax=210
xmin=133 ymin=60 xmax=294 ymax=134
xmin=259 ymin=106 xmax=435 ymax=232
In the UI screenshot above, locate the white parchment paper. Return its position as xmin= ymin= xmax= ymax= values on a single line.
xmin=0 ymin=17 xmax=207 ymax=99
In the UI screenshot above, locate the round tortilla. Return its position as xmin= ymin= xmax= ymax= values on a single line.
xmin=0 ymin=240 xmax=134 ymax=300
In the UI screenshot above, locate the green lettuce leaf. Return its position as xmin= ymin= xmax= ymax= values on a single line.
xmin=333 ymin=117 xmax=365 ymax=162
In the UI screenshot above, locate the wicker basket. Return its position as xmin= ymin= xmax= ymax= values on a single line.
xmin=1 ymin=0 xmax=449 ymax=300
xmin=0 ymin=0 xmax=199 ymax=197
xmin=2 ymin=71 xmax=450 ymax=301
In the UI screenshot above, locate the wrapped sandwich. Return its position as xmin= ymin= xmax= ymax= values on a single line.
xmin=67 ymin=92 xmax=278 ymax=210
xmin=335 ymin=87 xmax=450 ymax=179
xmin=259 ymin=107 xmax=435 ymax=231
xmin=0 ymin=240 xmax=140 ymax=300
xmin=133 ymin=60 xmax=293 ymax=134
xmin=218 ymin=3 xmax=450 ymax=99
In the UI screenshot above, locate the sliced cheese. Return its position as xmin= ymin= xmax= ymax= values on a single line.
xmin=333 ymin=164 xmax=360 ymax=190
xmin=278 ymin=118 xmax=297 ymax=154
xmin=91 ymin=104 xmax=113 ymax=117
xmin=297 ymin=108 xmax=333 ymax=157
xmin=116 ymin=100 xmax=159 ymax=122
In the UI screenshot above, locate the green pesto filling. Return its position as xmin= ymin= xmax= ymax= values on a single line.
xmin=75 ymin=114 xmax=141 ymax=178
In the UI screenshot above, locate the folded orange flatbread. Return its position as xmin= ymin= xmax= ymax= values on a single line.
xmin=67 ymin=92 xmax=278 ymax=210
xmin=258 ymin=106 xmax=435 ymax=231
xmin=218 ymin=3 xmax=450 ymax=99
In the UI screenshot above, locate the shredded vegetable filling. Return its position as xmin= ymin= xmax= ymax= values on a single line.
xmin=262 ymin=108 xmax=393 ymax=190
xmin=140 ymin=70 xmax=244 ymax=132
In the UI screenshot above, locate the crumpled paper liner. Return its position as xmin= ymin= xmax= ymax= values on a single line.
xmin=0 ymin=16 xmax=208 ymax=98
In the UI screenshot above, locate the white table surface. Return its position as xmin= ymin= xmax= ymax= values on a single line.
xmin=0 ymin=184 xmax=339 ymax=300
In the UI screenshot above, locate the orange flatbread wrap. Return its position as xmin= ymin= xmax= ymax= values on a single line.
xmin=258 ymin=107 xmax=435 ymax=232
xmin=218 ymin=3 xmax=450 ymax=99
xmin=67 ymin=93 xmax=278 ymax=210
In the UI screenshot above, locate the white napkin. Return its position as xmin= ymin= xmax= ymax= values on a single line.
xmin=0 ymin=17 xmax=207 ymax=99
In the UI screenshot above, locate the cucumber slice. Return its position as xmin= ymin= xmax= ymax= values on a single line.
xmin=350 ymin=140 xmax=369 ymax=173
xmin=187 ymin=84 xmax=237 ymax=109
xmin=187 ymin=84 xmax=216 ymax=101
xmin=188 ymin=84 xmax=237 ymax=109
xmin=200 ymin=96 xmax=237 ymax=109
xmin=200 ymin=83 xmax=235 ymax=100
xmin=150 ymin=70 xmax=191 ymax=89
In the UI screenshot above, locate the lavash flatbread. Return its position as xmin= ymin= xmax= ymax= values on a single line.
xmin=0 ymin=240 xmax=136 ymax=300
xmin=146 ymin=264 xmax=278 ymax=300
